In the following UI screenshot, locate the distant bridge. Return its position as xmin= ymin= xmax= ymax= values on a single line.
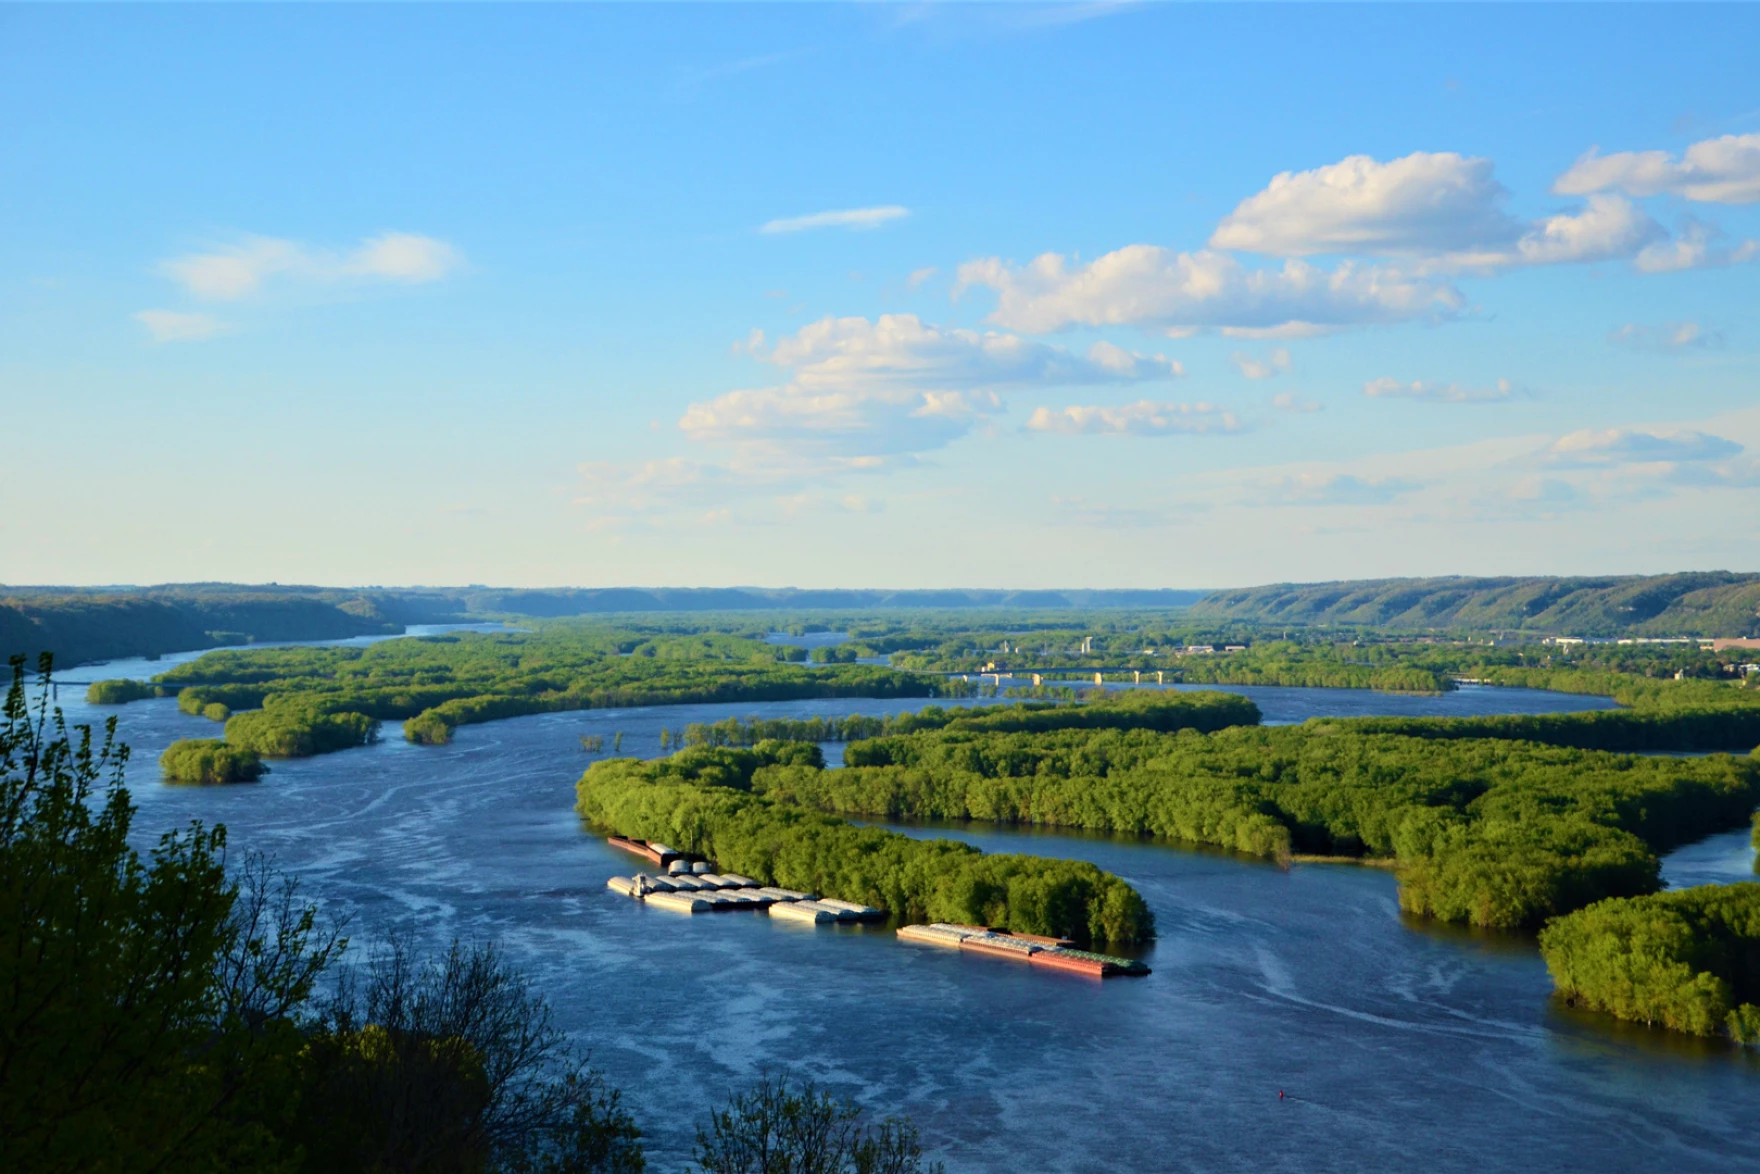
xmin=953 ymin=669 xmax=1177 ymax=687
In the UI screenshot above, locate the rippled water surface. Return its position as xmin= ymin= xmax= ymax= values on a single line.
xmin=45 ymin=649 xmax=1760 ymax=1173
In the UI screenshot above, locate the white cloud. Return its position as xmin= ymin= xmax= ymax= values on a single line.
xmin=1206 ymin=149 xmax=1708 ymax=276
xmin=1554 ymin=133 xmax=1760 ymax=204
xmin=161 ymin=232 xmax=461 ymax=301
xmin=1025 ymin=400 xmax=1243 ymax=437
xmin=1517 ymin=426 xmax=1760 ymax=497
xmin=1631 ymin=217 xmax=1759 ymax=273
xmin=906 ymin=266 xmax=939 ymax=288
xmin=680 ymin=314 xmax=1181 ymax=459
xmin=1535 ymin=427 xmax=1741 ymax=469
xmin=759 ymin=206 xmax=909 ymax=234
xmin=1508 ymin=195 xmax=1663 ymax=267
xmin=1232 ymin=347 xmax=1290 ymax=379
xmin=1251 ymin=472 xmax=1423 ymax=507
xmin=1608 ymin=321 xmax=1723 ymax=351
xmin=1210 ymin=152 xmax=1522 ymax=257
xmin=1272 ymin=392 xmax=1323 ymax=413
xmin=133 ymin=309 xmax=229 ymax=343
xmin=1364 ymin=376 xmax=1520 ymax=404
xmin=763 ymin=313 xmax=1181 ymax=390
xmin=956 ymin=247 xmax=1462 ymax=336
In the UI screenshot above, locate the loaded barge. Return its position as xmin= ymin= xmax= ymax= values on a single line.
xmin=601 ymin=837 xmax=1148 ymax=980
xmin=897 ymin=922 xmax=1149 ymax=978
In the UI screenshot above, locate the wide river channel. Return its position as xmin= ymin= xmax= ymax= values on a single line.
xmin=49 ymin=630 xmax=1760 ymax=1172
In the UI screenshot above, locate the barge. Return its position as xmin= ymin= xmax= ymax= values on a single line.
xmin=896 ymin=922 xmax=1149 ymax=978
xmin=603 ymin=840 xmax=1147 ymax=978
xmin=607 ymin=836 xmax=679 ymax=867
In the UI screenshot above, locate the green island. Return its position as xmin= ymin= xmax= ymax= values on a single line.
xmin=575 ymin=691 xmax=1258 ymax=948
xmin=1539 ymin=884 xmax=1760 ymax=1041
xmin=159 ymin=737 xmax=266 ymax=784
xmin=106 ymin=625 xmax=952 ymax=767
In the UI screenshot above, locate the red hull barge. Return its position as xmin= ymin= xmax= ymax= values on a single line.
xmin=1029 ymin=951 xmax=1111 ymax=978
xmin=959 ymin=936 xmax=1039 ymax=963
xmin=606 ymin=836 xmax=678 ymax=867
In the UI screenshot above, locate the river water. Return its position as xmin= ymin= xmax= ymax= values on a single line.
xmin=37 ymin=646 xmax=1760 ymax=1172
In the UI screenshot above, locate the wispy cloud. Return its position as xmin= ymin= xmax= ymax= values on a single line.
xmin=1364 ymin=376 xmax=1522 ymax=404
xmin=1272 ymin=392 xmax=1323 ymax=413
xmin=1533 ymin=427 xmax=1741 ymax=469
xmin=1232 ymin=347 xmax=1290 ymax=379
xmin=161 ymin=232 xmax=461 ymax=300
xmin=760 ymin=206 xmax=910 ymax=235
xmin=1251 ymin=472 xmax=1424 ymax=507
xmin=133 ymin=309 xmax=229 ymax=343
xmin=1608 ymin=321 xmax=1724 ymax=351
xmin=1025 ymin=400 xmax=1242 ymax=437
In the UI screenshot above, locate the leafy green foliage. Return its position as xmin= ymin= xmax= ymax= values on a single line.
xmin=160 ymin=738 xmax=265 ymax=784
xmin=1539 ymin=884 xmax=1760 ymax=1039
xmin=761 ymin=716 xmax=1760 ymax=929
xmin=224 ymin=699 xmax=381 ymax=758
xmin=139 ymin=627 xmax=949 ymax=758
xmin=574 ymin=745 xmax=1154 ymax=946
xmin=680 ymin=690 xmax=1258 ymax=751
xmin=85 ymin=678 xmax=164 ymax=704
xmin=298 ymin=939 xmax=646 ymax=1174
xmin=0 ymin=655 xmax=340 ymax=1172
xmin=693 ymin=1076 xmax=941 ymax=1174
xmin=1 ymin=588 xmax=404 ymax=668
xmin=1182 ymin=572 xmax=1760 ymax=636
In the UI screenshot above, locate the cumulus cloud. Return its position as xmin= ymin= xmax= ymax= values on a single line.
xmin=133 ymin=309 xmax=229 ymax=343
xmin=679 ymin=314 xmax=1182 ymax=459
xmin=1204 ymin=149 xmax=1726 ymax=276
xmin=1232 ymin=347 xmax=1290 ymax=379
xmin=759 ymin=206 xmax=909 ymax=234
xmin=161 ymin=232 xmax=461 ymax=300
xmin=1025 ymin=400 xmax=1243 ymax=437
xmin=955 ymin=247 xmax=1462 ymax=336
xmin=1608 ymin=321 xmax=1723 ymax=351
xmin=1271 ymin=392 xmax=1323 ymax=413
xmin=1555 ymin=133 xmax=1760 ymax=204
xmin=1364 ymin=376 xmax=1520 ymax=404
xmin=1631 ymin=217 xmax=1759 ymax=274
xmin=1211 ymin=152 xmax=1522 ymax=257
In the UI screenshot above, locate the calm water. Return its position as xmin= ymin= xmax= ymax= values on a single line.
xmin=41 ymin=659 xmax=1760 ymax=1173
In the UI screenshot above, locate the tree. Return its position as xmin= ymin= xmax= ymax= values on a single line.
xmin=693 ymin=1077 xmax=941 ymax=1174
xmin=0 ymin=654 xmax=339 ymax=1173
xmin=296 ymin=937 xmax=645 ymax=1174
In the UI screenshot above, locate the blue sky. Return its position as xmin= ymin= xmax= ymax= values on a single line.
xmin=4 ymin=3 xmax=1758 ymax=589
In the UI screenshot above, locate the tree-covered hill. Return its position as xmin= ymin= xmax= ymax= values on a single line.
xmin=1184 ymin=572 xmax=1760 ymax=637
xmin=0 ymin=588 xmax=414 ymax=668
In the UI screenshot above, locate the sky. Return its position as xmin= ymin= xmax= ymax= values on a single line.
xmin=3 ymin=2 xmax=1759 ymax=591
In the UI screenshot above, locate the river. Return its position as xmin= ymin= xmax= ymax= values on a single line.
xmin=35 ymin=643 xmax=1760 ymax=1173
